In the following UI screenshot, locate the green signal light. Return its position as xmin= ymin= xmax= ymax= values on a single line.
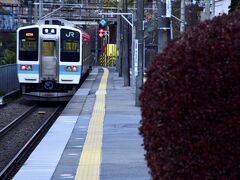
xmin=99 ymin=18 xmax=107 ymax=27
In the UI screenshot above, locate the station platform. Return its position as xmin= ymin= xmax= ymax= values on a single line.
xmin=13 ymin=67 xmax=150 ymax=180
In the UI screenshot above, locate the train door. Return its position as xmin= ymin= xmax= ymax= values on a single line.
xmin=41 ymin=40 xmax=58 ymax=82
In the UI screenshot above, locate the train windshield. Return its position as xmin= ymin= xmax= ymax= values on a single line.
xmin=60 ymin=29 xmax=80 ymax=62
xmin=42 ymin=41 xmax=55 ymax=56
xmin=19 ymin=28 xmax=38 ymax=61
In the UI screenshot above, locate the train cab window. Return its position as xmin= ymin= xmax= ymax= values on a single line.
xmin=61 ymin=39 xmax=80 ymax=62
xmin=42 ymin=41 xmax=55 ymax=56
xmin=20 ymin=40 xmax=37 ymax=51
xmin=19 ymin=28 xmax=38 ymax=61
xmin=64 ymin=41 xmax=78 ymax=51
xmin=60 ymin=29 xmax=80 ymax=62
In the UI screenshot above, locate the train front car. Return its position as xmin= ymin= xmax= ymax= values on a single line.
xmin=17 ymin=20 xmax=85 ymax=101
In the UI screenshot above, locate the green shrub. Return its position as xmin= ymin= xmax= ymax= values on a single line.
xmin=229 ymin=0 xmax=240 ymax=12
xmin=140 ymin=11 xmax=240 ymax=179
xmin=0 ymin=49 xmax=16 ymax=65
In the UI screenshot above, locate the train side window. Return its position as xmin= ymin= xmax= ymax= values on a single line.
xmin=42 ymin=40 xmax=55 ymax=56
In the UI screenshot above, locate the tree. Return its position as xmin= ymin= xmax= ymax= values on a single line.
xmin=103 ymin=0 xmax=118 ymax=7
xmin=229 ymin=0 xmax=240 ymax=12
xmin=0 ymin=33 xmax=16 ymax=65
xmin=103 ymin=0 xmax=150 ymax=7
xmin=172 ymin=0 xmax=202 ymax=38
xmin=140 ymin=11 xmax=240 ymax=179
xmin=0 ymin=49 xmax=16 ymax=65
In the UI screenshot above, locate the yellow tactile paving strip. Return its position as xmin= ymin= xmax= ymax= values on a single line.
xmin=75 ymin=67 xmax=109 ymax=180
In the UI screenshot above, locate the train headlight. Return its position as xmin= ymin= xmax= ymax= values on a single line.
xmin=44 ymin=28 xmax=49 ymax=34
xmin=51 ymin=29 xmax=55 ymax=34
xmin=43 ymin=28 xmax=56 ymax=34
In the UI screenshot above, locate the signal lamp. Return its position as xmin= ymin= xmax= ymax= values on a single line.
xmin=99 ymin=33 xmax=104 ymax=37
xmin=98 ymin=27 xmax=105 ymax=38
xmin=99 ymin=28 xmax=104 ymax=33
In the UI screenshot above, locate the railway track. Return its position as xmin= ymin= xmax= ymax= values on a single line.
xmin=0 ymin=105 xmax=37 ymax=137
xmin=0 ymin=104 xmax=65 ymax=179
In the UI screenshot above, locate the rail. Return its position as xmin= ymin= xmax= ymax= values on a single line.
xmin=0 ymin=105 xmax=64 ymax=179
xmin=0 ymin=105 xmax=37 ymax=137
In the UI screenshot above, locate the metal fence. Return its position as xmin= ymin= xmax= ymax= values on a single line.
xmin=0 ymin=64 xmax=19 ymax=94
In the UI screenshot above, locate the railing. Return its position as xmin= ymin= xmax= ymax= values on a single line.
xmin=0 ymin=64 xmax=19 ymax=94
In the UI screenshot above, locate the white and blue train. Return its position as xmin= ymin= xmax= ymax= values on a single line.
xmin=17 ymin=19 xmax=92 ymax=100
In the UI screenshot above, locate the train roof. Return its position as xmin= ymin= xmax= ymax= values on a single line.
xmin=18 ymin=18 xmax=91 ymax=40
xmin=37 ymin=18 xmax=75 ymax=27
xmin=38 ymin=18 xmax=91 ymax=40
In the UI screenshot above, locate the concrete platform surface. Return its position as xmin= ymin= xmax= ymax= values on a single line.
xmin=13 ymin=67 xmax=150 ymax=180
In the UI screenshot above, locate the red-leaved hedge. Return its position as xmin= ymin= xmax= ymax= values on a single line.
xmin=140 ymin=11 xmax=240 ymax=179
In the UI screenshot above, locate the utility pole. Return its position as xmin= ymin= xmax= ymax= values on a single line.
xmin=212 ymin=0 xmax=215 ymax=18
xmin=95 ymin=26 xmax=98 ymax=66
xmin=204 ymin=0 xmax=211 ymax=20
xmin=123 ymin=0 xmax=130 ymax=86
xmin=39 ymin=0 xmax=43 ymax=19
xmin=135 ymin=0 xmax=144 ymax=106
xmin=120 ymin=18 xmax=124 ymax=76
xmin=117 ymin=0 xmax=122 ymax=76
xmin=180 ymin=0 xmax=185 ymax=32
xmin=28 ymin=1 xmax=33 ymax=24
xmin=34 ymin=2 xmax=37 ymax=23
xmin=17 ymin=3 xmax=21 ymax=26
xmin=116 ymin=4 xmax=120 ymax=73
xmin=157 ymin=0 xmax=170 ymax=53
xmin=153 ymin=0 xmax=157 ymax=11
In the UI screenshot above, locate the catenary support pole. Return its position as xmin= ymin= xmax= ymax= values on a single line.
xmin=135 ymin=0 xmax=144 ymax=106
xmin=116 ymin=3 xmax=121 ymax=73
xmin=180 ymin=0 xmax=185 ymax=32
xmin=28 ymin=1 xmax=33 ymax=24
xmin=157 ymin=0 xmax=170 ymax=53
xmin=119 ymin=2 xmax=124 ymax=77
xmin=95 ymin=26 xmax=98 ymax=66
xmin=212 ymin=0 xmax=215 ymax=18
xmin=39 ymin=0 xmax=43 ymax=19
xmin=123 ymin=0 xmax=130 ymax=86
xmin=204 ymin=0 xmax=211 ymax=20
